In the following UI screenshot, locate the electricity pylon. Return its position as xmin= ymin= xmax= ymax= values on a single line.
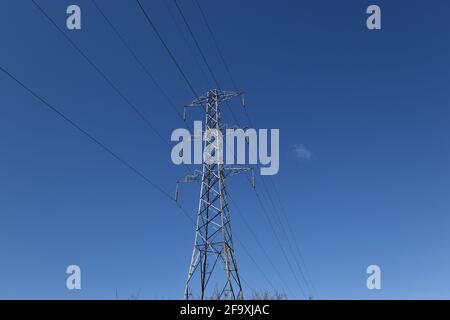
xmin=176 ymin=89 xmax=253 ymax=300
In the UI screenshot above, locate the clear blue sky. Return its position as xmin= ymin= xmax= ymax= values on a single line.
xmin=1 ymin=0 xmax=449 ymax=299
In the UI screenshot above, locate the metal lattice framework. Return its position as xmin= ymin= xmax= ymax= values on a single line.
xmin=177 ymin=89 xmax=251 ymax=300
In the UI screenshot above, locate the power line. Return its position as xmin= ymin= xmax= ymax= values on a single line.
xmin=159 ymin=0 xmax=211 ymax=89
xmin=234 ymin=236 xmax=275 ymax=294
xmin=91 ymin=0 xmax=187 ymax=127
xmin=136 ymin=0 xmax=300 ymax=298
xmin=242 ymin=136 xmax=316 ymax=297
xmin=235 ymin=167 xmax=309 ymax=298
xmin=31 ymin=0 xmax=170 ymax=149
xmin=34 ymin=0 xmax=283 ymax=296
xmin=1 ymin=65 xmax=276 ymax=295
xmin=174 ymin=0 xmax=220 ymax=90
xmin=32 ymin=0 xmax=203 ymax=185
xmin=259 ymin=176 xmax=314 ymax=298
xmin=228 ymin=194 xmax=294 ymax=296
xmin=192 ymin=0 xmax=317 ymax=298
xmin=135 ymin=0 xmax=199 ymax=98
xmin=142 ymin=1 xmax=316 ymax=298
xmin=0 ymin=65 xmax=176 ymax=204
xmin=193 ymin=0 xmax=253 ymax=126
xmin=172 ymin=0 xmax=313 ymax=297
xmin=193 ymin=0 xmax=238 ymax=90
xmin=90 ymin=0 xmax=308 ymax=297
xmin=252 ymin=186 xmax=307 ymax=299
xmin=243 ymin=141 xmax=316 ymax=298
xmin=13 ymin=3 xmax=282 ymax=295
xmin=173 ymin=0 xmax=242 ymax=126
xmin=238 ymin=160 xmax=314 ymax=298
xmin=269 ymin=178 xmax=318 ymax=297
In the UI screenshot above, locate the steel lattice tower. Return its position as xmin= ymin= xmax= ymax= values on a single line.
xmin=177 ymin=89 xmax=251 ymax=300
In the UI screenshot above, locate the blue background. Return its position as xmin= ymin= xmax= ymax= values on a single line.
xmin=0 ymin=0 xmax=449 ymax=299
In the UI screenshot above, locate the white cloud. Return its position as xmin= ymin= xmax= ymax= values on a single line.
xmin=293 ymin=144 xmax=312 ymax=161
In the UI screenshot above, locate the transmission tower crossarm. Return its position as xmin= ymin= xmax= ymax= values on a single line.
xmin=188 ymin=90 xmax=244 ymax=107
xmin=224 ymin=167 xmax=256 ymax=189
xmin=175 ymin=170 xmax=203 ymax=202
